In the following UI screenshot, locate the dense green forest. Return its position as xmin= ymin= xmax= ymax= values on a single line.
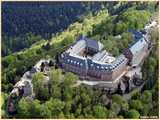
xmin=2 ymin=1 xmax=120 ymax=56
xmin=1 ymin=1 xmax=159 ymax=118
xmin=2 ymin=2 xmax=101 ymax=56
xmin=2 ymin=1 xmax=157 ymax=56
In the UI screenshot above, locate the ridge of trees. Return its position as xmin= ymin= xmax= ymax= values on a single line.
xmin=1 ymin=1 xmax=158 ymax=118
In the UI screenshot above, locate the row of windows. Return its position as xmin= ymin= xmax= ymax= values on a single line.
xmin=67 ymin=59 xmax=84 ymax=66
xmin=64 ymin=58 xmax=126 ymax=70
xmin=90 ymin=59 xmax=125 ymax=70
xmin=61 ymin=54 xmax=127 ymax=71
xmin=63 ymin=62 xmax=126 ymax=81
xmin=64 ymin=64 xmax=87 ymax=75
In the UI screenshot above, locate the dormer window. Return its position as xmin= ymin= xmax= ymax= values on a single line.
xmin=101 ymin=66 xmax=104 ymax=69
xmin=109 ymin=66 xmax=112 ymax=69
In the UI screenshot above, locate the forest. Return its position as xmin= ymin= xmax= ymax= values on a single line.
xmin=1 ymin=1 xmax=159 ymax=118
xmin=2 ymin=1 xmax=118 ymax=56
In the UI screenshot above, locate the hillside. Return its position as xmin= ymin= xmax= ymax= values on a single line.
xmin=1 ymin=1 xmax=159 ymax=118
xmin=2 ymin=1 xmax=157 ymax=56
xmin=2 ymin=2 xmax=118 ymax=56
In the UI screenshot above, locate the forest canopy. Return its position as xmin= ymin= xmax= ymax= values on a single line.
xmin=1 ymin=1 xmax=159 ymax=119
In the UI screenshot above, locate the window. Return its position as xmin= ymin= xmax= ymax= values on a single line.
xmin=109 ymin=66 xmax=112 ymax=69
xmin=91 ymin=64 xmax=94 ymax=67
xmin=112 ymin=65 xmax=115 ymax=69
xmin=105 ymin=67 xmax=108 ymax=70
xmin=101 ymin=66 xmax=104 ymax=70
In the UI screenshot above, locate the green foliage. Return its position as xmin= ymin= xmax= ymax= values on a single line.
xmin=1 ymin=92 xmax=9 ymax=118
xmin=64 ymin=72 xmax=78 ymax=86
xmin=32 ymin=72 xmax=49 ymax=100
xmin=2 ymin=2 xmax=158 ymax=119
xmin=17 ymin=98 xmax=31 ymax=118
xmin=112 ymin=94 xmax=124 ymax=105
xmin=149 ymin=83 xmax=158 ymax=116
xmin=3 ymin=2 xmax=112 ymax=56
xmin=2 ymin=6 xmax=108 ymax=94
xmin=142 ymin=26 xmax=158 ymax=94
xmin=141 ymin=90 xmax=152 ymax=104
xmin=61 ymin=34 xmax=74 ymax=46
xmin=147 ymin=57 xmax=157 ymax=74
xmin=115 ymin=21 xmax=127 ymax=34
xmin=40 ymin=104 xmax=52 ymax=118
xmin=150 ymin=27 xmax=158 ymax=44
xmin=46 ymin=98 xmax=65 ymax=118
xmin=49 ymin=69 xmax=62 ymax=84
xmin=126 ymin=109 xmax=140 ymax=118
xmin=2 ymin=33 xmax=43 ymax=56
xmin=129 ymin=90 xmax=154 ymax=116
xmin=29 ymin=100 xmax=42 ymax=118
xmin=110 ymin=95 xmax=129 ymax=117
xmin=63 ymin=101 xmax=72 ymax=117
xmin=140 ymin=103 xmax=152 ymax=116
xmin=118 ymin=9 xmax=150 ymax=30
xmin=110 ymin=102 xmax=121 ymax=115
xmin=129 ymin=100 xmax=143 ymax=111
xmin=131 ymin=92 xmax=141 ymax=100
xmin=32 ymin=72 xmax=44 ymax=87
xmin=136 ymin=1 xmax=157 ymax=13
xmin=17 ymin=98 xmax=48 ymax=118
xmin=93 ymin=105 xmax=109 ymax=118
xmin=48 ymin=69 xmax=62 ymax=99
